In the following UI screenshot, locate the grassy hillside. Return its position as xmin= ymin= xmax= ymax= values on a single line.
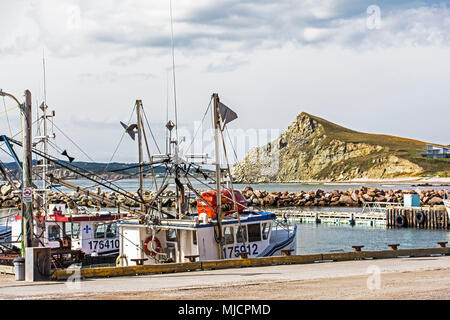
xmin=304 ymin=113 xmax=450 ymax=177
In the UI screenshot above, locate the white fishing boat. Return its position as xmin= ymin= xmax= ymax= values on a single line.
xmin=10 ymin=204 xmax=124 ymax=256
xmin=119 ymin=208 xmax=296 ymax=264
xmin=117 ymin=93 xmax=297 ymax=266
xmin=0 ymin=86 xmax=135 ymax=264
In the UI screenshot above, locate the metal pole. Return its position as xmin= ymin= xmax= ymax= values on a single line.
xmin=136 ymin=100 xmax=145 ymax=212
xmin=212 ymin=93 xmax=224 ymax=259
xmin=42 ymin=54 xmax=49 ymax=218
xmin=22 ymin=90 xmax=33 ymax=249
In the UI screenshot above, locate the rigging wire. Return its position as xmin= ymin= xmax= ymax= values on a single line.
xmin=225 ymin=126 xmax=240 ymax=163
xmin=184 ymin=97 xmax=212 ymax=154
xmin=1 ymin=97 xmax=15 ymax=136
xmin=102 ymin=104 xmax=136 ymax=174
xmin=51 ymin=122 xmax=96 ymax=162
xmin=47 ymin=135 xmax=165 ymax=192
xmin=7 ymin=137 xmax=145 ymax=204
xmin=141 ymin=107 xmax=162 ymax=154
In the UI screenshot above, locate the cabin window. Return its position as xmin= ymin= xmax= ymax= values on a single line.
xmin=48 ymin=225 xmax=60 ymax=241
xmin=105 ymin=223 xmax=116 ymax=238
xmin=236 ymin=225 xmax=247 ymax=243
xmin=71 ymin=223 xmax=80 ymax=240
xmin=166 ymin=229 xmax=177 ymax=242
xmin=248 ymin=223 xmax=261 ymax=242
xmin=192 ymin=231 xmax=197 ymax=245
xmin=223 ymin=226 xmax=234 ymax=245
xmin=94 ymin=224 xmax=106 ymax=239
xmin=262 ymin=223 xmax=271 ymax=240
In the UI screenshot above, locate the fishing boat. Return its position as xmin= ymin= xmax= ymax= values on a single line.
xmin=117 ymin=93 xmax=297 ymax=266
xmin=0 ymin=88 xmax=141 ymax=266
xmin=0 ymin=6 xmax=297 ymax=269
xmin=119 ymin=206 xmax=296 ymax=264
xmin=10 ymin=204 xmax=125 ymax=256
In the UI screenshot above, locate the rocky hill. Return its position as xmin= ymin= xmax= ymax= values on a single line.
xmin=232 ymin=113 xmax=450 ymax=183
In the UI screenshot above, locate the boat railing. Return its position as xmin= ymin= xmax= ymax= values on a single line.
xmin=361 ymin=202 xmax=393 ymax=215
xmin=273 ymin=210 xmax=296 ymax=236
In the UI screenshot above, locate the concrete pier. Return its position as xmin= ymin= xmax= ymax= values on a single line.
xmin=273 ymin=209 xmax=387 ymax=227
xmin=0 ymin=255 xmax=449 ymax=299
xmin=273 ymin=205 xmax=449 ymax=229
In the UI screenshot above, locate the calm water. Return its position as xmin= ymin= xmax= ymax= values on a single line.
xmin=24 ymin=178 xmax=450 ymax=194
xmin=296 ymin=223 xmax=450 ymax=254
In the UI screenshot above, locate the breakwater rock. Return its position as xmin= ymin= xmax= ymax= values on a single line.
xmin=240 ymin=186 xmax=446 ymax=208
xmin=0 ymin=182 xmax=446 ymax=209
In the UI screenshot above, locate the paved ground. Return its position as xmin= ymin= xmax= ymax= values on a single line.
xmin=0 ymin=256 xmax=449 ymax=299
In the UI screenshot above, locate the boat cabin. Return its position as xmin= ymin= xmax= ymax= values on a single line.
xmin=118 ymin=210 xmax=296 ymax=265
xmin=11 ymin=204 xmax=125 ymax=255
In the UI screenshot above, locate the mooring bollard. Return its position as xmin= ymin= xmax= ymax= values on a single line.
xmin=281 ymin=249 xmax=294 ymax=256
xmin=349 ymin=213 xmax=355 ymax=226
xmin=388 ymin=244 xmax=400 ymax=250
xmin=437 ymin=241 xmax=448 ymax=248
xmin=239 ymin=252 xmax=249 ymax=259
xmin=315 ymin=213 xmax=321 ymax=224
xmin=352 ymin=245 xmax=364 ymax=252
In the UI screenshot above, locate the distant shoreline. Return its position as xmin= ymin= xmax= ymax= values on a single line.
xmin=234 ymin=177 xmax=450 ymax=185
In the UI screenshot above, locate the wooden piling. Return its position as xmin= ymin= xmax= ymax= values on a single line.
xmin=435 ymin=210 xmax=439 ymax=229
xmin=444 ymin=210 xmax=448 ymax=229
xmin=432 ymin=209 xmax=436 ymax=229
xmin=436 ymin=209 xmax=440 ymax=229
xmin=386 ymin=208 xmax=391 ymax=227
xmin=386 ymin=208 xmax=389 ymax=227
xmin=437 ymin=210 xmax=440 ymax=229
xmin=411 ymin=209 xmax=414 ymax=228
xmin=405 ymin=209 xmax=408 ymax=227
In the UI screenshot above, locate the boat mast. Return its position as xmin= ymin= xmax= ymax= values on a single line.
xmin=136 ymin=100 xmax=145 ymax=212
xmin=41 ymin=52 xmax=49 ymax=217
xmin=212 ymin=93 xmax=224 ymax=259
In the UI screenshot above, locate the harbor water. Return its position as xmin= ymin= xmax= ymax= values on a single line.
xmin=21 ymin=178 xmax=450 ymax=194
xmin=295 ymin=223 xmax=450 ymax=255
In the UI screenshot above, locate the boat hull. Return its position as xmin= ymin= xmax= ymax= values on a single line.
xmin=259 ymin=225 xmax=297 ymax=257
xmin=444 ymin=199 xmax=450 ymax=216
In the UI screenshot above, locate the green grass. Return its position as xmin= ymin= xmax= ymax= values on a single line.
xmin=302 ymin=112 xmax=450 ymax=177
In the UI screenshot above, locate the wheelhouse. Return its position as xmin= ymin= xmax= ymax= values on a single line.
xmin=118 ymin=210 xmax=296 ymax=265
xmin=11 ymin=204 xmax=125 ymax=255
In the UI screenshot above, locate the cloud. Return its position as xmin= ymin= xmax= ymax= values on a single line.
xmin=0 ymin=1 xmax=449 ymax=163
xmin=204 ymin=55 xmax=249 ymax=73
xmin=78 ymin=72 xmax=155 ymax=83
xmin=2 ymin=1 xmax=448 ymax=58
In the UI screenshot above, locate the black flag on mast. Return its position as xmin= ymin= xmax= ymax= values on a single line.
xmin=61 ymin=150 xmax=75 ymax=163
xmin=218 ymin=102 xmax=238 ymax=126
xmin=120 ymin=121 xmax=138 ymax=141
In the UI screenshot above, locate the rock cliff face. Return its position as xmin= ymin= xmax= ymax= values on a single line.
xmin=232 ymin=113 xmax=445 ymax=183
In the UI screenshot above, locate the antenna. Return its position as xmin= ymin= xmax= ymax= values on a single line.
xmin=165 ymin=69 xmax=169 ymax=154
xmin=42 ymin=49 xmax=49 ymax=217
xmin=169 ymin=0 xmax=179 ymax=141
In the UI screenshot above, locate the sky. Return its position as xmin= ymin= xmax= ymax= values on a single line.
xmin=0 ymin=0 xmax=449 ymax=164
